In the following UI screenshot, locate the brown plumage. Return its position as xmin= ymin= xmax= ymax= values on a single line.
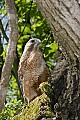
xmin=18 ymin=38 xmax=49 ymax=103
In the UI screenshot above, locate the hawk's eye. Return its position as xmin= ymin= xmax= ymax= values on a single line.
xmin=31 ymin=40 xmax=35 ymax=43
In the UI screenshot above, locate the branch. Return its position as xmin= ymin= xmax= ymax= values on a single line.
xmin=0 ymin=19 xmax=9 ymax=42
xmin=0 ymin=0 xmax=18 ymax=112
xmin=13 ymin=50 xmax=24 ymax=100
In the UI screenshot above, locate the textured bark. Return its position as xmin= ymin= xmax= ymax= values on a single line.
xmin=0 ymin=0 xmax=18 ymax=112
xmin=0 ymin=37 xmax=3 ymax=78
xmin=36 ymin=0 xmax=80 ymax=120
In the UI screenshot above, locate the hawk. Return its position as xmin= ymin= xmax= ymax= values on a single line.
xmin=18 ymin=38 xmax=49 ymax=104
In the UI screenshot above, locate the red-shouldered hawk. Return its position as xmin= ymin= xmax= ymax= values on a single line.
xmin=18 ymin=38 xmax=49 ymax=104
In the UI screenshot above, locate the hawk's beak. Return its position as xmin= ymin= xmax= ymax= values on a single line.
xmin=37 ymin=40 xmax=41 ymax=45
xmin=34 ymin=40 xmax=41 ymax=50
xmin=37 ymin=41 xmax=41 ymax=45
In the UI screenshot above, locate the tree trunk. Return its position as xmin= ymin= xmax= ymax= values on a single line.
xmin=0 ymin=0 xmax=18 ymax=112
xmin=0 ymin=35 xmax=3 ymax=78
xmin=36 ymin=0 xmax=80 ymax=120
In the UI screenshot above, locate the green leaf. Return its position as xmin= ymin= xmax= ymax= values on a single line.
xmin=23 ymin=26 xmax=31 ymax=34
xmin=49 ymin=41 xmax=58 ymax=53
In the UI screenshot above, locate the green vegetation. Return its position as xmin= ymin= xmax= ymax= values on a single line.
xmin=0 ymin=0 xmax=58 ymax=119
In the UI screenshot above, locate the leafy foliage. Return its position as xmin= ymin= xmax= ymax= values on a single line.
xmin=0 ymin=0 xmax=58 ymax=119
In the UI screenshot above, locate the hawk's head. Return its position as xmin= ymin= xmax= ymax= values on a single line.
xmin=25 ymin=38 xmax=41 ymax=52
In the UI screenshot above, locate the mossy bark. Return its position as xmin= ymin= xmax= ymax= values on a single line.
xmin=11 ymin=93 xmax=55 ymax=120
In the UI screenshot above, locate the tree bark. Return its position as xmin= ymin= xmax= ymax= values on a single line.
xmin=0 ymin=0 xmax=18 ymax=112
xmin=36 ymin=0 xmax=80 ymax=120
xmin=0 ymin=35 xmax=3 ymax=78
